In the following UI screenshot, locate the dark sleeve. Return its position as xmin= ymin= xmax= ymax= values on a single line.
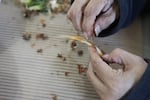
xmin=70 ymin=0 xmax=149 ymax=37
xmin=142 ymin=0 xmax=150 ymax=14
xmin=71 ymin=0 xmax=74 ymax=4
xmin=123 ymin=59 xmax=150 ymax=100
xmin=99 ymin=0 xmax=148 ymax=37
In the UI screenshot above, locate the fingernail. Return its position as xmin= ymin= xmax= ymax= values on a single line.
xmin=95 ymin=25 xmax=101 ymax=36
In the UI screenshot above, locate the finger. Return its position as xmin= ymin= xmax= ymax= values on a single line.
xmin=102 ymin=48 xmax=142 ymax=69
xmin=104 ymin=48 xmax=131 ymax=66
xmin=67 ymin=0 xmax=89 ymax=31
xmin=87 ymin=62 xmax=104 ymax=89
xmin=83 ymin=32 xmax=88 ymax=39
xmin=102 ymin=54 xmax=122 ymax=64
xmin=94 ymin=7 xmax=116 ymax=36
xmin=102 ymin=0 xmax=113 ymax=12
xmin=82 ymin=0 xmax=107 ymax=37
xmin=88 ymin=46 xmax=113 ymax=79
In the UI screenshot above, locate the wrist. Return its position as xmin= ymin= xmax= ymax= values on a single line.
xmin=134 ymin=57 xmax=148 ymax=84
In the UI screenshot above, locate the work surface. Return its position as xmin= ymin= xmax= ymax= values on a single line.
xmin=0 ymin=1 xmax=143 ymax=100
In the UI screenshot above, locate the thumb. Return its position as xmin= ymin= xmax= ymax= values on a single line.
xmin=102 ymin=48 xmax=142 ymax=70
xmin=102 ymin=54 xmax=123 ymax=65
xmin=102 ymin=48 xmax=136 ymax=66
xmin=94 ymin=7 xmax=116 ymax=36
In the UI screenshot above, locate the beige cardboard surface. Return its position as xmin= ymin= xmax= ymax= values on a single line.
xmin=0 ymin=1 xmax=142 ymax=100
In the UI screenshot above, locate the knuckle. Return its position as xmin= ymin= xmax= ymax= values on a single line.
xmin=68 ymin=10 xmax=82 ymax=31
xmin=66 ymin=12 xmax=71 ymax=19
xmin=67 ymin=11 xmax=74 ymax=20
xmin=91 ymin=59 xmax=98 ymax=66
xmin=67 ymin=8 xmax=79 ymax=19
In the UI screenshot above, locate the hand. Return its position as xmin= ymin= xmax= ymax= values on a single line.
xmin=87 ymin=47 xmax=147 ymax=100
xmin=67 ymin=0 xmax=118 ymax=38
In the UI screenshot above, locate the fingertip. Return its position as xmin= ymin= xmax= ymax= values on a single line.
xmin=83 ymin=32 xmax=88 ymax=39
xmin=102 ymin=54 xmax=123 ymax=64
xmin=87 ymin=32 xmax=93 ymax=38
xmin=102 ymin=54 xmax=109 ymax=59
xmin=113 ymin=57 xmax=122 ymax=65
xmin=84 ymin=32 xmax=94 ymax=40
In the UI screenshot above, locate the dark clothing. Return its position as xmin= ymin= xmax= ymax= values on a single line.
xmin=71 ymin=0 xmax=150 ymax=99
xmin=99 ymin=0 xmax=150 ymax=37
xmin=124 ymin=59 xmax=150 ymax=100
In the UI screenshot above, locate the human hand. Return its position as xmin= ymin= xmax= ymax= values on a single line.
xmin=87 ymin=47 xmax=147 ymax=100
xmin=67 ymin=0 xmax=119 ymax=38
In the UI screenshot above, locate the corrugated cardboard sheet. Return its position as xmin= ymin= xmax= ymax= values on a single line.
xmin=0 ymin=1 xmax=143 ymax=100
